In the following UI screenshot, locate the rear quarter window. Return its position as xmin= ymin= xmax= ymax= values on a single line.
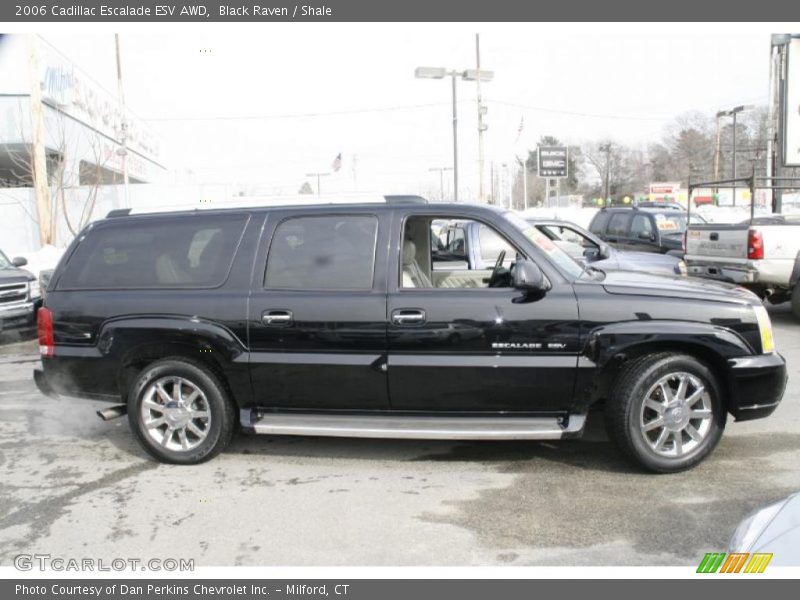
xmin=58 ymin=214 xmax=249 ymax=290
xmin=589 ymin=211 xmax=610 ymax=234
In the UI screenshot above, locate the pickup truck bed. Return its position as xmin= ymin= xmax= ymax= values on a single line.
xmin=685 ymin=216 xmax=800 ymax=317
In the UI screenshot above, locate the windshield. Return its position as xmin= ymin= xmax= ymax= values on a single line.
xmin=0 ymin=251 xmax=10 ymax=269
xmin=651 ymin=211 xmax=704 ymax=233
xmin=503 ymin=212 xmax=586 ymax=280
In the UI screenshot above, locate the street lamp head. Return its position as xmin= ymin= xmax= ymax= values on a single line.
xmin=732 ymin=104 xmax=756 ymax=113
xmin=463 ymin=69 xmax=494 ymax=82
xmin=716 ymin=110 xmax=733 ymax=118
xmin=415 ymin=67 xmax=447 ymax=79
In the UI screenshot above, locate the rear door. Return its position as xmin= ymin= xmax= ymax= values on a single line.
xmin=604 ymin=212 xmax=632 ymax=248
xmin=247 ymin=209 xmax=390 ymax=410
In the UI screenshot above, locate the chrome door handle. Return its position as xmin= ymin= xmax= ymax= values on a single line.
xmin=262 ymin=310 xmax=293 ymax=326
xmin=392 ymin=309 xmax=425 ymax=325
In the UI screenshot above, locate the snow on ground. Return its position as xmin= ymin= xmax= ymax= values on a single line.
xmin=16 ymin=245 xmax=65 ymax=279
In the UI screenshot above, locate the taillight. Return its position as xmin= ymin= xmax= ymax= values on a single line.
xmin=747 ymin=229 xmax=764 ymax=260
xmin=37 ymin=307 xmax=53 ymax=358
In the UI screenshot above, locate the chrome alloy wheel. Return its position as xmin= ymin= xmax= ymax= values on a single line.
xmin=639 ymin=371 xmax=713 ymax=458
xmin=140 ymin=376 xmax=211 ymax=452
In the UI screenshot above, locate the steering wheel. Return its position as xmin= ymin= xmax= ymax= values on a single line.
xmin=488 ymin=250 xmax=506 ymax=287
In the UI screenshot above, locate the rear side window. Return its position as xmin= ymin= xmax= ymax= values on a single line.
xmin=589 ymin=211 xmax=610 ymax=234
xmin=607 ymin=213 xmax=631 ymax=236
xmin=59 ymin=214 xmax=249 ymax=289
xmin=265 ymin=215 xmax=378 ymax=290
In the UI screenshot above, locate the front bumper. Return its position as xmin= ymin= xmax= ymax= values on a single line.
xmin=727 ymin=353 xmax=787 ymax=421
xmin=0 ymin=300 xmax=35 ymax=331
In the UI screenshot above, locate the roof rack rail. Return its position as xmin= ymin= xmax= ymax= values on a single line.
xmin=106 ymin=208 xmax=132 ymax=218
xmin=383 ymin=195 xmax=428 ymax=204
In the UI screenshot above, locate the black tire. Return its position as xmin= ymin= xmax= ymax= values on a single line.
xmin=604 ymin=352 xmax=726 ymax=473
xmin=792 ymin=285 xmax=800 ymax=321
xmin=127 ymin=357 xmax=236 ymax=465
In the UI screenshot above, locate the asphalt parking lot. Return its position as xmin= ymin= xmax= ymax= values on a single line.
xmin=0 ymin=305 xmax=798 ymax=567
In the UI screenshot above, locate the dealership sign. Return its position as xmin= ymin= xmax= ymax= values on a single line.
xmin=785 ymin=38 xmax=800 ymax=167
xmin=38 ymin=45 xmax=161 ymax=163
xmin=537 ymin=146 xmax=568 ymax=178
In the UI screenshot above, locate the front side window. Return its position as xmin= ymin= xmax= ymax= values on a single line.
xmin=630 ymin=214 xmax=654 ymax=238
xmin=402 ymin=216 xmax=520 ymax=289
xmin=265 ymin=215 xmax=378 ymax=290
xmin=59 ymin=214 xmax=249 ymax=289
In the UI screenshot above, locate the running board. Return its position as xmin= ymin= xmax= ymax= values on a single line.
xmin=241 ymin=410 xmax=586 ymax=441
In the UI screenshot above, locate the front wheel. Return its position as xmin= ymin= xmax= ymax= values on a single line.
xmin=127 ymin=358 xmax=235 ymax=464
xmin=605 ymin=353 xmax=726 ymax=473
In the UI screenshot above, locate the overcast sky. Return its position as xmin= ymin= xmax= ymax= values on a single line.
xmin=38 ymin=24 xmax=777 ymax=198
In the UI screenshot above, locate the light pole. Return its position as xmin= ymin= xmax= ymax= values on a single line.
xmin=718 ymin=104 xmax=754 ymax=205
xmin=305 ymin=172 xmax=330 ymax=197
xmin=428 ymin=167 xmax=453 ymax=201
xmin=415 ymin=66 xmax=493 ymax=202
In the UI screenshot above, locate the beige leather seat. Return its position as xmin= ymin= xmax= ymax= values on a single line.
xmin=402 ymin=240 xmax=432 ymax=288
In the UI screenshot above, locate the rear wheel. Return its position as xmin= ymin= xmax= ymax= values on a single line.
xmin=605 ymin=352 xmax=726 ymax=473
xmin=127 ymin=358 xmax=235 ymax=464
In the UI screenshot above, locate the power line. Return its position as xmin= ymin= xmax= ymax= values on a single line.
xmin=143 ymin=101 xmax=461 ymax=122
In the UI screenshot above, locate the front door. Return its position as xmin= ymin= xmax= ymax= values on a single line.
xmin=387 ymin=213 xmax=581 ymax=413
xmin=248 ymin=211 xmax=390 ymax=410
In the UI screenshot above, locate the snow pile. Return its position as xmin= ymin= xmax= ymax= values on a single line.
xmin=17 ymin=245 xmax=65 ymax=279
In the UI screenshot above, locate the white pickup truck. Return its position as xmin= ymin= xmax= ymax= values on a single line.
xmin=685 ymin=215 xmax=800 ymax=319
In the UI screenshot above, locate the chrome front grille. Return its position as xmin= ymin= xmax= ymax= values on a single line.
xmin=0 ymin=282 xmax=28 ymax=305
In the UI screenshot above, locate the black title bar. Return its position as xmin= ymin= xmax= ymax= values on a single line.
xmin=3 ymin=0 xmax=800 ymax=22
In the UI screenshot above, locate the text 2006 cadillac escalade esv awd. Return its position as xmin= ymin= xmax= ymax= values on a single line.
xmin=33 ymin=199 xmax=787 ymax=472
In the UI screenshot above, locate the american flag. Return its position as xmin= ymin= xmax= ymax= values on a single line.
xmin=331 ymin=153 xmax=342 ymax=172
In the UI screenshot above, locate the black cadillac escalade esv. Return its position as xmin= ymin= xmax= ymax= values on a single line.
xmin=33 ymin=199 xmax=787 ymax=472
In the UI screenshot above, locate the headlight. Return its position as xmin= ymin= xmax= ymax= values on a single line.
xmin=28 ymin=279 xmax=41 ymax=299
xmin=677 ymin=260 xmax=687 ymax=276
xmin=753 ymin=305 xmax=775 ymax=354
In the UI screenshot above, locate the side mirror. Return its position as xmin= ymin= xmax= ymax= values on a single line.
xmin=598 ymin=244 xmax=611 ymax=259
xmin=638 ymin=231 xmax=655 ymax=241
xmin=512 ymin=260 xmax=549 ymax=293
xmin=11 ymin=256 xmax=27 ymax=267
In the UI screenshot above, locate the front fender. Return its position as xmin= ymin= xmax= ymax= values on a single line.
xmin=572 ymin=320 xmax=755 ymax=413
xmin=584 ymin=320 xmax=755 ymax=368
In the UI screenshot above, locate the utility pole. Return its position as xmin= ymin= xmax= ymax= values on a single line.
xmin=476 ymin=34 xmax=488 ymax=203
xmin=27 ymin=35 xmax=52 ymax=246
xmin=114 ymin=34 xmax=130 ymax=208
xmin=429 ymin=167 xmax=453 ymax=201
xmin=451 ymin=72 xmax=459 ymax=201
xmin=713 ymin=113 xmax=723 ymax=182
xmin=600 ymin=143 xmax=612 ymax=202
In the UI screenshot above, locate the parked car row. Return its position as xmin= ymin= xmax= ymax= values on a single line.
xmin=0 ymin=249 xmax=42 ymax=333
